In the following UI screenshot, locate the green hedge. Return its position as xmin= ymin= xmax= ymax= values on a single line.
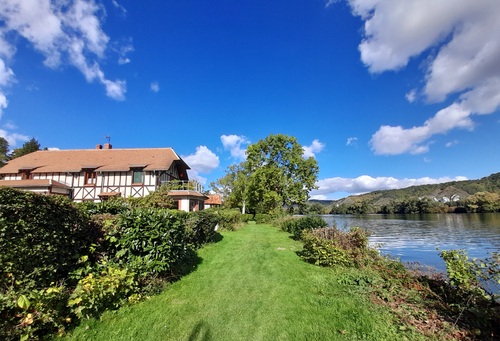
xmin=278 ymin=215 xmax=327 ymax=239
xmin=0 ymin=188 xmax=101 ymax=289
xmin=185 ymin=209 xmax=219 ymax=246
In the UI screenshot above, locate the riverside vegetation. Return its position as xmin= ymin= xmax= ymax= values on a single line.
xmin=1 ymin=188 xmax=499 ymax=340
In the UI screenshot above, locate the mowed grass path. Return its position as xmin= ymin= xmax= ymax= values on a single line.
xmin=64 ymin=223 xmax=417 ymax=341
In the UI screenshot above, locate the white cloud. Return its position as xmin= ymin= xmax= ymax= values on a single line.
xmin=221 ymin=134 xmax=249 ymax=160
xmin=348 ymin=0 xmax=500 ymax=155
xmin=0 ymin=128 xmax=29 ymax=147
xmin=117 ymin=40 xmax=133 ymax=65
xmin=303 ymin=139 xmax=325 ymax=158
xmin=405 ymin=89 xmax=417 ymax=103
xmin=346 ymin=137 xmax=358 ymax=146
xmin=150 ymin=82 xmax=160 ymax=93
xmin=182 ymin=146 xmax=220 ymax=175
xmin=311 ymin=174 xmax=468 ymax=198
xmin=445 ymin=140 xmax=458 ymax=148
xmin=0 ymin=0 xmax=126 ymax=103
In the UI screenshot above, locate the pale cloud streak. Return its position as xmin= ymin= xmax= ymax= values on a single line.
xmin=303 ymin=139 xmax=325 ymax=158
xmin=344 ymin=0 xmax=500 ymax=155
xmin=310 ymin=175 xmax=468 ymax=199
xmin=221 ymin=134 xmax=249 ymax=160
xmin=346 ymin=137 xmax=358 ymax=147
xmin=0 ymin=0 xmax=126 ymax=107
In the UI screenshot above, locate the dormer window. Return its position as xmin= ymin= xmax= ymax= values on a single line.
xmin=84 ymin=169 xmax=97 ymax=185
xmin=132 ymin=169 xmax=144 ymax=184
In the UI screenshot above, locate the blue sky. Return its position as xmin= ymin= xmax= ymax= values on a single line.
xmin=1 ymin=0 xmax=499 ymax=199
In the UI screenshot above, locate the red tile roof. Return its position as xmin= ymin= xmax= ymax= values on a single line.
xmin=0 ymin=148 xmax=189 ymax=174
xmin=205 ymin=194 xmax=222 ymax=205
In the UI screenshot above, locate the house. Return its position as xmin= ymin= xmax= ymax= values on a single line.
xmin=0 ymin=143 xmax=208 ymax=212
xmin=205 ymin=194 xmax=222 ymax=208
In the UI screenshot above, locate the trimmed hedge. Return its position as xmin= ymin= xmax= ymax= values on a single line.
xmin=0 ymin=188 xmax=101 ymax=288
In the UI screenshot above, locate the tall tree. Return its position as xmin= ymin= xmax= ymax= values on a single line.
xmin=0 ymin=137 xmax=9 ymax=167
xmin=10 ymin=138 xmax=41 ymax=159
xmin=210 ymin=162 xmax=249 ymax=214
xmin=245 ymin=134 xmax=319 ymax=213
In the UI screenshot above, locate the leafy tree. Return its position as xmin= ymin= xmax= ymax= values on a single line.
xmin=210 ymin=163 xmax=249 ymax=213
xmin=245 ymin=134 xmax=319 ymax=213
xmin=0 ymin=137 xmax=8 ymax=167
xmin=10 ymin=138 xmax=41 ymax=159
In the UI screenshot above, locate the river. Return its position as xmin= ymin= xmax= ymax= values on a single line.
xmin=321 ymin=213 xmax=500 ymax=274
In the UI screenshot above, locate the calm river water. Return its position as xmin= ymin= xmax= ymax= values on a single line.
xmin=321 ymin=213 xmax=500 ymax=273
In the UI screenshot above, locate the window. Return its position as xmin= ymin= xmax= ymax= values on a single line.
xmin=132 ymin=169 xmax=144 ymax=184
xmin=21 ymin=170 xmax=32 ymax=180
xmin=84 ymin=170 xmax=97 ymax=185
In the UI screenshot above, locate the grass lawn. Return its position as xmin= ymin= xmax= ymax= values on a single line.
xmin=62 ymin=223 xmax=424 ymax=341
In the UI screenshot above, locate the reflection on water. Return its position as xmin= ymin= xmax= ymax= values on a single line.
xmin=322 ymin=213 xmax=500 ymax=272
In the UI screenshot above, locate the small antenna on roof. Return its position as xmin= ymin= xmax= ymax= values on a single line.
xmin=105 ymin=135 xmax=111 ymax=144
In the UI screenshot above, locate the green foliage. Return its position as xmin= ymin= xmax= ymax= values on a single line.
xmin=254 ymin=213 xmax=272 ymax=224
xmin=278 ymin=215 xmax=327 ymax=239
xmin=212 ymin=208 xmax=243 ymax=231
xmin=0 ymin=136 xmax=8 ymax=167
xmin=0 ymin=279 xmax=72 ymax=341
xmin=241 ymin=214 xmax=254 ymax=222
xmin=0 ymin=188 xmax=101 ymax=288
xmin=68 ymin=263 xmax=137 ymax=319
xmin=300 ymin=227 xmax=374 ymax=267
xmin=210 ymin=163 xmax=249 ymax=213
xmin=245 ymin=134 xmax=319 ymax=213
xmin=185 ymin=209 xmax=219 ymax=247
xmin=9 ymin=137 xmax=41 ymax=159
xmin=108 ymin=208 xmax=191 ymax=275
xmin=128 ymin=185 xmax=176 ymax=209
xmin=79 ymin=197 xmax=130 ymax=215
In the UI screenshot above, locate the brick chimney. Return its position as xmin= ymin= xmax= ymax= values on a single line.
xmin=104 ymin=143 xmax=112 ymax=150
xmin=96 ymin=144 xmax=103 ymax=149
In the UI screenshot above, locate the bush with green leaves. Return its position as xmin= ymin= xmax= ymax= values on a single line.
xmin=185 ymin=209 xmax=219 ymax=247
xmin=278 ymin=215 xmax=327 ymax=239
xmin=106 ymin=208 xmax=191 ymax=275
xmin=241 ymin=214 xmax=254 ymax=222
xmin=254 ymin=213 xmax=272 ymax=224
xmin=78 ymin=198 xmax=130 ymax=215
xmin=212 ymin=208 xmax=242 ymax=231
xmin=300 ymin=227 xmax=375 ymax=267
xmin=0 ymin=188 xmax=101 ymax=289
xmin=68 ymin=262 xmax=137 ymax=319
xmin=0 ymin=279 xmax=72 ymax=341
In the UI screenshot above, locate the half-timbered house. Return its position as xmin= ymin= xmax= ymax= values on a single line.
xmin=0 ymin=144 xmax=208 ymax=211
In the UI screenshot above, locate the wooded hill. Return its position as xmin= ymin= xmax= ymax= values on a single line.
xmin=308 ymin=172 xmax=500 ymax=214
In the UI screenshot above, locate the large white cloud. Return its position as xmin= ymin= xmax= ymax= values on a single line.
xmin=344 ymin=0 xmax=500 ymax=154
xmin=0 ymin=128 xmax=28 ymax=147
xmin=310 ymin=175 xmax=468 ymax=199
xmin=182 ymin=146 xmax=220 ymax=176
xmin=302 ymin=139 xmax=325 ymax=158
xmin=221 ymin=134 xmax=249 ymax=160
xmin=0 ymin=0 xmax=127 ymax=106
xmin=183 ymin=146 xmax=220 ymax=185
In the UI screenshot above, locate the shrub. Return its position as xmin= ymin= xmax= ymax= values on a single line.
xmin=300 ymin=227 xmax=374 ymax=267
xmin=278 ymin=215 xmax=327 ymax=239
xmin=241 ymin=214 xmax=254 ymax=222
xmin=0 ymin=188 xmax=102 ymax=289
xmin=108 ymin=208 xmax=191 ymax=275
xmin=0 ymin=280 xmax=71 ymax=341
xmin=254 ymin=213 xmax=272 ymax=224
xmin=185 ymin=210 xmax=219 ymax=247
xmin=214 ymin=209 xmax=242 ymax=231
xmin=68 ymin=262 xmax=137 ymax=319
xmin=79 ymin=198 xmax=130 ymax=215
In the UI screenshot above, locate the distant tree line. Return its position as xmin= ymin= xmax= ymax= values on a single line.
xmin=328 ymin=192 xmax=500 ymax=215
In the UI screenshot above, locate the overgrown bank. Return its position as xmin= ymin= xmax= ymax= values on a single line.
xmin=63 ymin=223 xmax=418 ymax=341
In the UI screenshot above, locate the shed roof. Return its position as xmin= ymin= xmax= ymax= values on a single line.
xmin=0 ymin=148 xmax=189 ymax=174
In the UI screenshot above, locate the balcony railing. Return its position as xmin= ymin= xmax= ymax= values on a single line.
xmin=160 ymin=180 xmax=204 ymax=193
